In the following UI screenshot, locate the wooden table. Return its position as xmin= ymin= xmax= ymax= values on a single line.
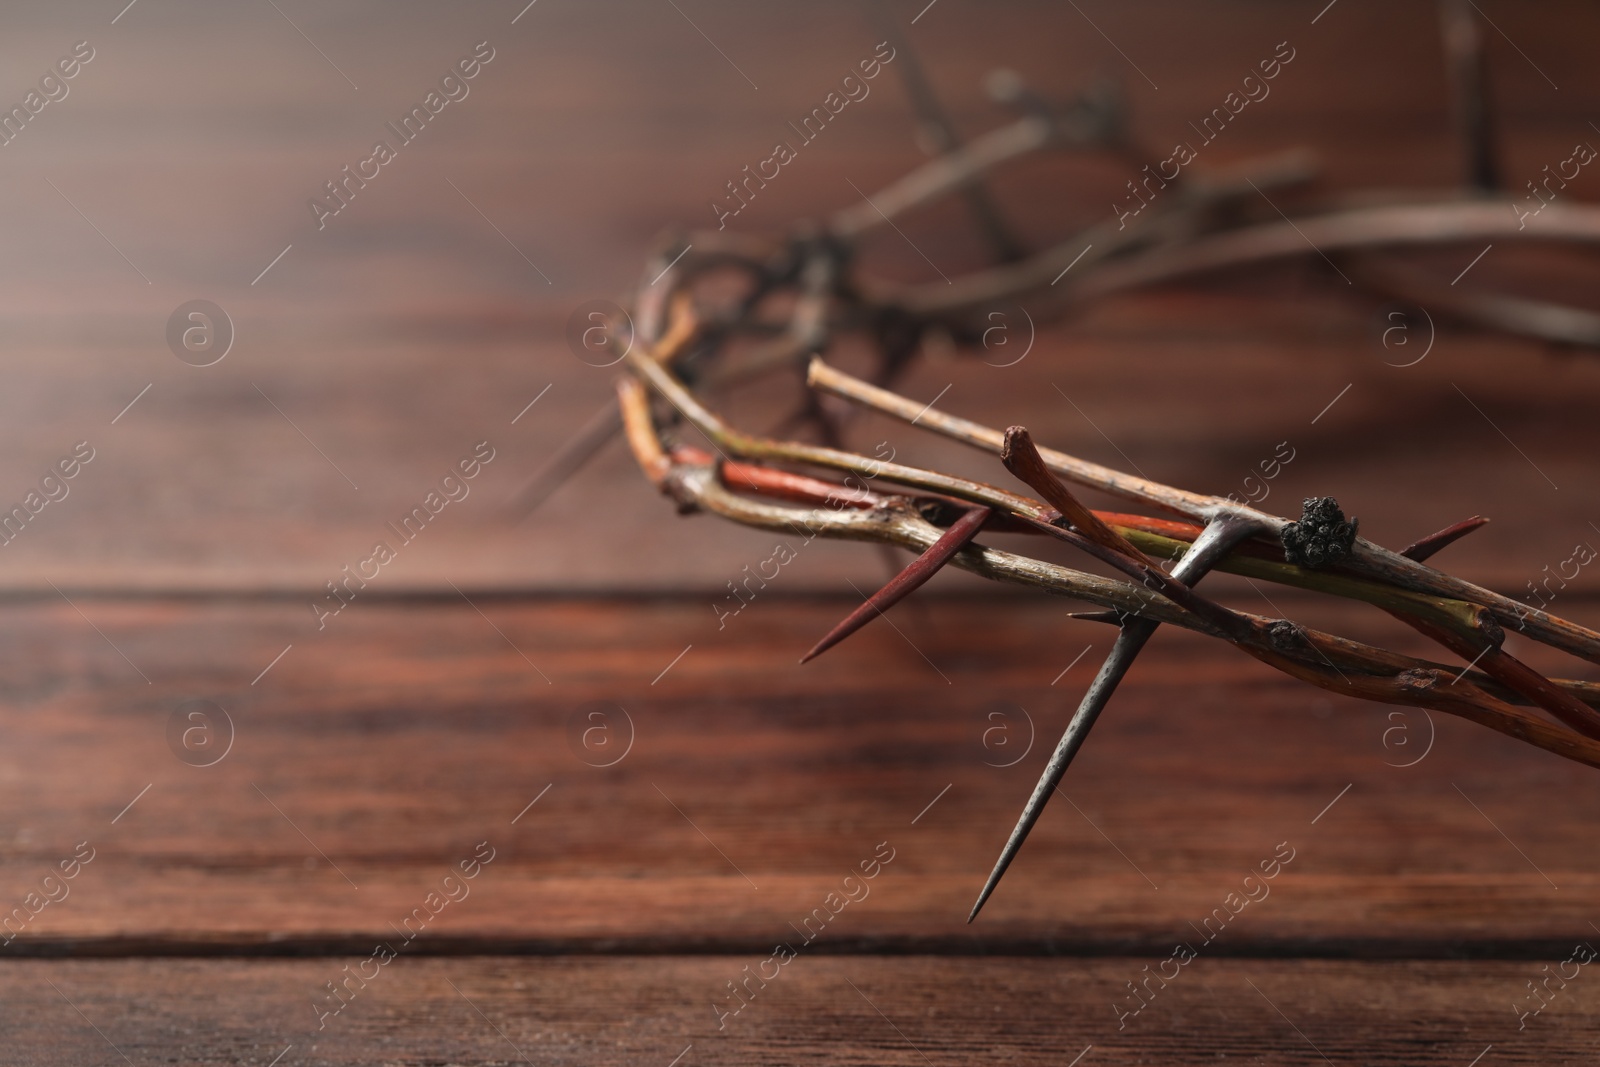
xmin=3 ymin=1 xmax=1600 ymax=1062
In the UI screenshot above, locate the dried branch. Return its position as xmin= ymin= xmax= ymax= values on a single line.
xmin=614 ymin=391 xmax=1600 ymax=767
xmin=807 ymin=357 xmax=1600 ymax=666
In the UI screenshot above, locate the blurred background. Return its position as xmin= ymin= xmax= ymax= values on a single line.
xmin=0 ymin=0 xmax=1595 ymax=595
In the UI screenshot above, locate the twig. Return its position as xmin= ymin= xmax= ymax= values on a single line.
xmin=1439 ymin=0 xmax=1499 ymax=191
xmin=808 ymin=357 xmax=1600 ymax=666
xmin=616 ymin=387 xmax=1600 ymax=737
xmin=870 ymin=0 xmax=1025 ymax=261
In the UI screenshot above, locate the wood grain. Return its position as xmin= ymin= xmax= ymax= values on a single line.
xmin=2 ymin=597 xmax=1598 ymax=957
xmin=7 ymin=957 xmax=1599 ymax=1066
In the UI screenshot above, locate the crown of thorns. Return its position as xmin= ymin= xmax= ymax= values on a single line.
xmin=543 ymin=23 xmax=1600 ymax=918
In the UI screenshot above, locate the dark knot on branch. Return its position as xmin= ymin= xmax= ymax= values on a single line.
xmin=1281 ymin=497 xmax=1358 ymax=569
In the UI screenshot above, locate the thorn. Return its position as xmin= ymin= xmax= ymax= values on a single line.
xmin=801 ymin=506 xmax=992 ymax=663
xmin=505 ymin=401 xmax=622 ymax=521
xmin=1021 ymin=513 xmax=1254 ymax=643
xmin=1400 ymin=515 xmax=1489 ymax=562
xmin=1067 ymin=610 xmax=1126 ymax=626
xmin=969 ymin=512 xmax=1264 ymax=922
xmin=1001 ymin=426 xmax=1149 ymax=564
xmin=969 ymin=622 xmax=1153 ymax=921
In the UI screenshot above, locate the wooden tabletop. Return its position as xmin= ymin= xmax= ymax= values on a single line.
xmin=3 ymin=0 xmax=1600 ymax=1063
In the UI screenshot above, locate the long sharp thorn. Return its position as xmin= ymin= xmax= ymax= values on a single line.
xmin=1399 ymin=515 xmax=1489 ymax=562
xmin=967 ymin=620 xmax=1155 ymax=922
xmin=505 ymin=401 xmax=623 ymax=521
xmin=801 ymin=506 xmax=992 ymax=664
xmin=1067 ymin=610 xmax=1126 ymax=626
xmin=968 ymin=513 xmax=1263 ymax=922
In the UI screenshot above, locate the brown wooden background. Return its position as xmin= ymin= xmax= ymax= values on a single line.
xmin=2 ymin=0 xmax=1600 ymax=1063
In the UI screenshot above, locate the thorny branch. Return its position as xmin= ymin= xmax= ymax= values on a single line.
xmin=584 ymin=22 xmax=1600 ymax=918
